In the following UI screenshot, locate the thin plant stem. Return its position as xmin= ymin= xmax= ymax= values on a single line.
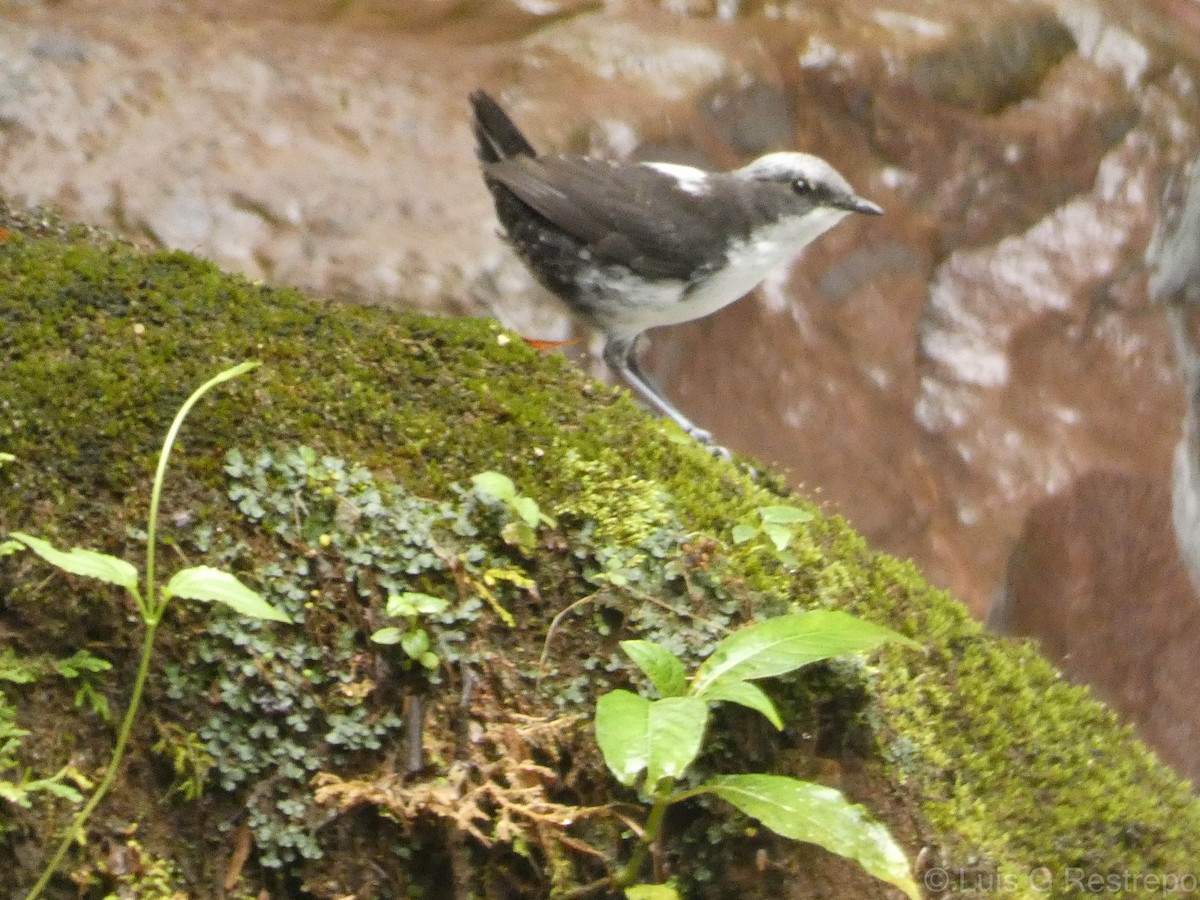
xmin=23 ymin=361 xmax=258 ymax=899
xmin=145 ymin=361 xmax=259 ymax=623
xmin=615 ymin=779 xmax=675 ymax=888
xmin=24 ymin=622 xmax=158 ymax=900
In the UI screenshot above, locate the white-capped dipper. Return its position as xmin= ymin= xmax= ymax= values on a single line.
xmin=470 ymin=89 xmax=882 ymax=447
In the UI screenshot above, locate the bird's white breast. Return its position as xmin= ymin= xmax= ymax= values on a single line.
xmin=678 ymin=207 xmax=849 ymax=323
xmin=572 ymin=207 xmax=849 ymax=339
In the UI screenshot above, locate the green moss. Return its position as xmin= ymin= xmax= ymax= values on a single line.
xmin=1 ymin=216 xmax=1199 ymax=897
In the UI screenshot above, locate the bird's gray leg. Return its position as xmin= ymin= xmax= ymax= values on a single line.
xmin=604 ymin=335 xmax=729 ymax=457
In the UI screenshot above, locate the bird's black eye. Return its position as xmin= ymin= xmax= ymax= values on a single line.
xmin=793 ymin=178 xmax=812 ymax=195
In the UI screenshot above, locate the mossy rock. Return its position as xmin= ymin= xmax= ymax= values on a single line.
xmin=0 ymin=203 xmax=1197 ymax=899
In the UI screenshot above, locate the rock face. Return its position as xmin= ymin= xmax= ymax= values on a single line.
xmin=994 ymin=155 xmax=1200 ymax=783
xmin=4 ymin=0 xmax=1200 ymax=776
xmin=993 ymin=469 xmax=1200 ymax=780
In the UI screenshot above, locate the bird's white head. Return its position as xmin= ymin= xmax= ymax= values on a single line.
xmin=736 ymin=151 xmax=882 ymax=216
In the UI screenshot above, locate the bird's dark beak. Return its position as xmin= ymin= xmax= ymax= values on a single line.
xmin=839 ymin=194 xmax=883 ymax=216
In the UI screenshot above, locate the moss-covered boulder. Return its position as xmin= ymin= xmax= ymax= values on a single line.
xmin=1 ymin=207 xmax=1198 ymax=899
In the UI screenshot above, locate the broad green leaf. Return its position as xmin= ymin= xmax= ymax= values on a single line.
xmin=0 ymin=539 xmax=23 ymax=556
xmin=595 ymin=691 xmax=708 ymax=788
xmin=511 ymin=495 xmax=542 ymax=528
xmin=417 ymin=651 xmax=440 ymax=669
xmin=409 ymin=593 xmax=449 ymax=614
xmin=164 ymin=567 xmax=291 ymax=623
xmin=625 ymin=885 xmax=681 ymax=900
xmin=385 ymin=594 xmax=417 ymax=617
xmin=596 ymin=690 xmax=651 ymax=786
xmin=500 ymin=521 xmax=537 ymax=551
xmin=621 ymin=640 xmax=687 ymax=698
xmin=472 ymin=471 xmax=516 ymax=502
xmin=693 ymin=611 xmax=918 ymax=695
xmin=371 ymin=627 xmax=403 ymax=645
xmin=762 ymin=522 xmax=794 ymax=553
xmin=400 ymin=628 xmax=430 ymax=659
xmin=703 ymin=774 xmax=919 ymax=899
xmin=731 ymin=523 xmax=758 ymax=545
xmin=643 ymin=696 xmax=709 ymax=787
xmin=757 ymin=505 xmax=813 ymax=525
xmin=0 ymin=452 xmax=15 ymax=464
xmin=695 ymin=679 xmax=782 ymax=730
xmin=386 ymin=591 xmax=448 ymax=617
xmin=11 ymin=533 xmax=138 ymax=592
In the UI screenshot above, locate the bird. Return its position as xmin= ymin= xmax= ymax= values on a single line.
xmin=470 ymin=89 xmax=882 ymax=447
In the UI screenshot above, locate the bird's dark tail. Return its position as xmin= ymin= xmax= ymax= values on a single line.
xmin=470 ymin=90 xmax=537 ymax=164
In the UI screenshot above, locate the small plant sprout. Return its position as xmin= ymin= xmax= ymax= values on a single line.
xmin=591 ymin=610 xmax=922 ymax=899
xmin=54 ymin=649 xmax=114 ymax=722
xmin=370 ymin=591 xmax=449 ymax=670
xmin=731 ymin=504 xmax=814 ymax=564
xmin=9 ymin=361 xmax=291 ymax=900
xmin=471 ymin=470 xmax=556 ymax=552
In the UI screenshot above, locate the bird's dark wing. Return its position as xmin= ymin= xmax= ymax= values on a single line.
xmin=483 ymin=155 xmax=731 ymax=281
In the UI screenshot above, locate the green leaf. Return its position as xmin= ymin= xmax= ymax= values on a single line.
xmin=385 ymin=594 xmax=417 ymax=617
xmin=762 ymin=522 xmax=795 ymax=553
xmin=54 ymin=650 xmax=112 ymax=679
xmin=703 ymin=774 xmax=919 ymax=899
xmin=0 ymin=539 xmax=23 ymax=556
xmin=693 ymin=611 xmax=918 ymax=695
xmin=32 ymin=778 xmax=84 ymax=804
xmin=594 ymin=690 xmax=708 ymax=789
xmin=472 ymin=471 xmax=516 ymax=502
xmin=409 ymin=593 xmax=449 ymax=615
xmin=511 ymin=495 xmax=542 ymax=529
xmin=164 ymin=567 xmax=291 ymax=623
xmin=400 ymin=628 xmax=431 ymax=659
xmin=596 ymin=690 xmax=651 ymax=786
xmin=418 ymin=651 xmax=440 ymax=670
xmin=482 ymin=567 xmax=536 ymax=592
xmin=757 ymin=505 xmax=813 ymax=525
xmin=11 ymin=533 xmax=139 ymax=592
xmin=0 ymin=648 xmax=41 ymax=683
xmin=625 ymin=886 xmax=681 ymax=900
xmin=386 ymin=591 xmax=448 ymax=617
xmin=500 ymin=520 xmax=537 ymax=551
xmin=0 ymin=781 xmax=32 ymax=808
xmin=621 ymin=640 xmax=687 ymax=698
xmin=0 ymin=452 xmax=15 ymax=464
xmin=695 ymin=679 xmax=782 ymax=730
xmin=731 ymin=523 xmax=758 ymax=545
xmin=371 ymin=627 xmax=403 ymax=645
xmin=643 ymin=697 xmax=708 ymax=789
